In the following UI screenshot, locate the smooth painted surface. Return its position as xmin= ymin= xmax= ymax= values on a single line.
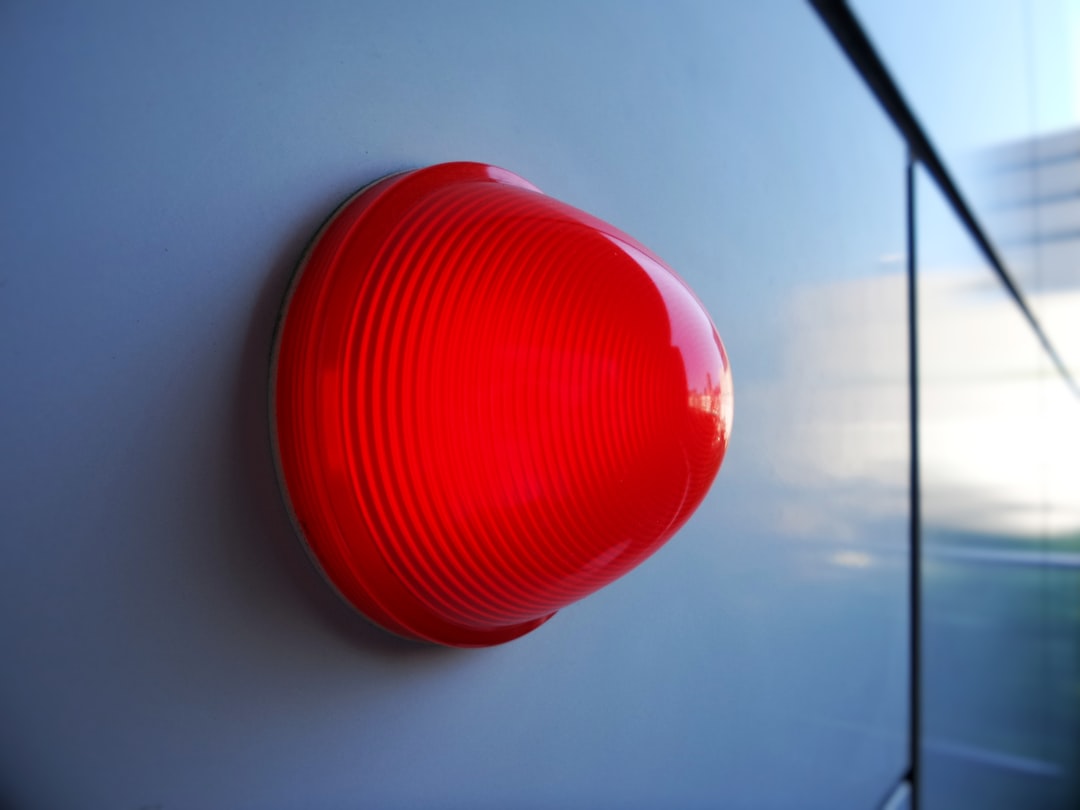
xmin=916 ymin=168 xmax=1080 ymax=809
xmin=0 ymin=2 xmax=908 ymax=807
xmin=851 ymin=0 xmax=1080 ymax=376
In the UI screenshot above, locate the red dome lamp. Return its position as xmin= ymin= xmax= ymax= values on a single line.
xmin=271 ymin=162 xmax=732 ymax=647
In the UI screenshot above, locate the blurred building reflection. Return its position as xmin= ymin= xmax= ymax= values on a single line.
xmin=917 ymin=165 xmax=1080 ymax=810
xmin=981 ymin=126 xmax=1080 ymax=379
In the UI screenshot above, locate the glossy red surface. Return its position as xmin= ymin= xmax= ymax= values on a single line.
xmin=272 ymin=162 xmax=732 ymax=647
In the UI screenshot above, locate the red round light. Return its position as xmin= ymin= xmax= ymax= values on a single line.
xmin=271 ymin=162 xmax=732 ymax=647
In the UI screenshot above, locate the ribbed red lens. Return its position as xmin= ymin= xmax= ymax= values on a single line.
xmin=271 ymin=162 xmax=732 ymax=647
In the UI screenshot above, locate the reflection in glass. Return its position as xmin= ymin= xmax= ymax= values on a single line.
xmin=917 ymin=169 xmax=1080 ymax=809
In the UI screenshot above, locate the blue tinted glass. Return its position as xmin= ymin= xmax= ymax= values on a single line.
xmin=916 ymin=166 xmax=1080 ymax=809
